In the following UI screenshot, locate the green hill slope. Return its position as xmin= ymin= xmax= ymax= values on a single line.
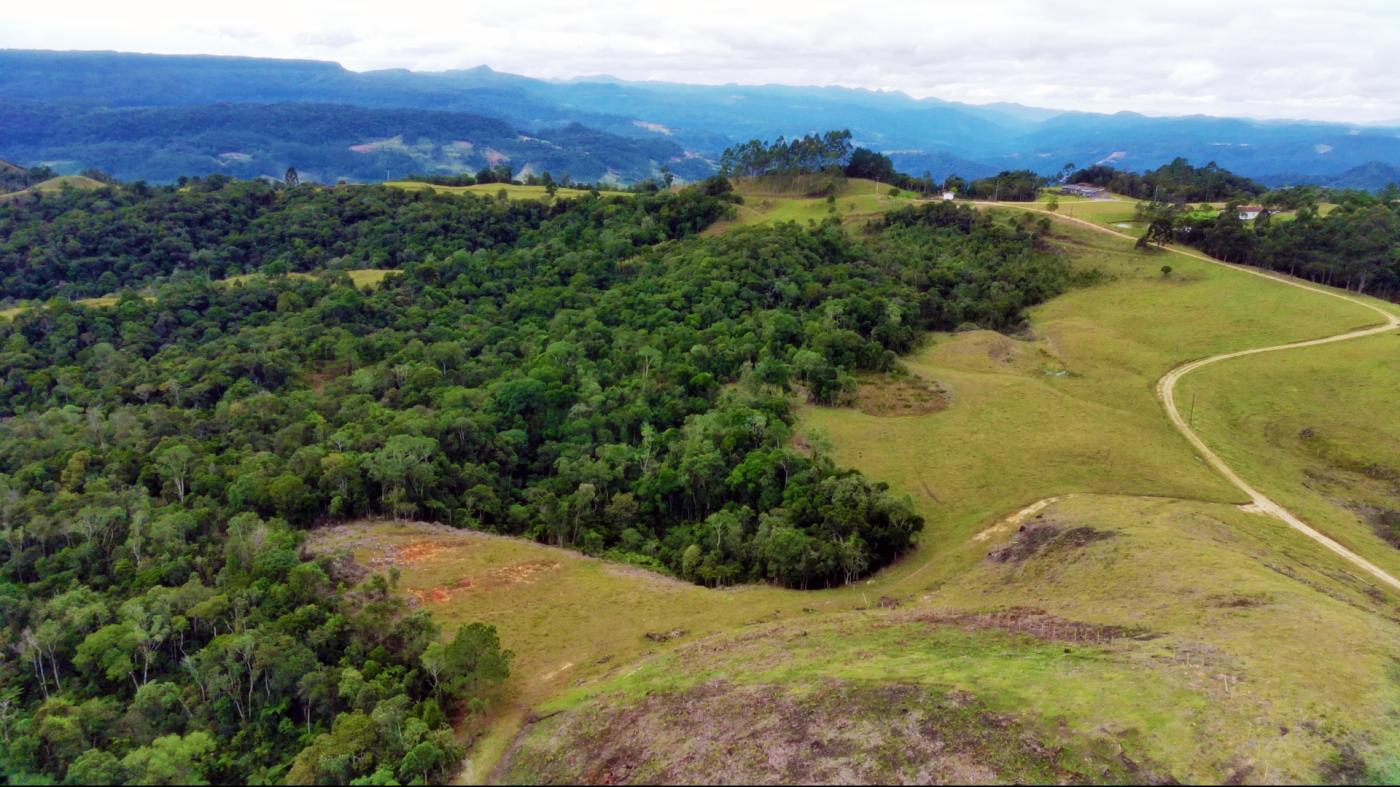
xmin=408 ymin=211 xmax=1400 ymax=783
xmin=0 ymin=173 xmax=106 ymax=201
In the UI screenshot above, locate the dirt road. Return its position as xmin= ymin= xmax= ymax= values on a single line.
xmin=981 ymin=200 xmax=1400 ymax=590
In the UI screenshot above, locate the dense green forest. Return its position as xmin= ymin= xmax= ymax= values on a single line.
xmin=0 ymin=173 xmax=1075 ymax=782
xmin=1068 ymin=158 xmax=1264 ymax=202
xmin=0 ymin=175 xmax=567 ymax=300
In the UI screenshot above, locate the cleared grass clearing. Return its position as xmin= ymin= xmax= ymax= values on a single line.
xmin=704 ymin=177 xmax=922 ymax=234
xmin=0 ymin=174 xmax=108 ymax=201
xmin=222 ymin=268 xmax=398 ymax=289
xmin=386 ymin=181 xmax=597 ymax=200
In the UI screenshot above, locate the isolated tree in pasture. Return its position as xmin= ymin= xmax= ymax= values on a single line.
xmin=1136 ymin=218 xmax=1174 ymax=250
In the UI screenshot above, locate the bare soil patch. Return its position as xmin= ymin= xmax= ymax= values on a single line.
xmin=410 ymin=560 xmax=563 ymax=605
xmin=907 ymin=606 xmax=1154 ymax=645
xmin=853 ymin=372 xmax=949 ymax=417
xmin=397 ymin=540 xmax=460 ymax=564
xmin=498 ymin=679 xmax=1168 ymax=784
xmin=986 ymin=520 xmax=1117 ymax=563
xmin=1207 ymin=593 xmax=1273 ymax=609
xmin=304 ymin=369 xmax=340 ymax=393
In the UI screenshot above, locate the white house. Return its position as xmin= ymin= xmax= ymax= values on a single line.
xmin=1237 ymin=205 xmax=1263 ymax=221
xmin=941 ymin=190 xmax=956 ymax=201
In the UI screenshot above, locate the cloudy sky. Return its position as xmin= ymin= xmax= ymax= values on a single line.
xmin=4 ymin=0 xmax=1399 ymax=123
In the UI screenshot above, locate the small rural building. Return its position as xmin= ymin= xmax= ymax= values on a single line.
xmin=1061 ymin=183 xmax=1106 ymax=198
xmin=1237 ymin=205 xmax=1263 ymax=220
xmin=941 ymin=190 xmax=956 ymax=201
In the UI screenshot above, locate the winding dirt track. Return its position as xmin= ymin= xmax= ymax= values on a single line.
xmin=983 ymin=201 xmax=1400 ymax=590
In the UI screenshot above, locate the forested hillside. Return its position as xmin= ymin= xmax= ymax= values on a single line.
xmin=0 ymin=175 xmax=1076 ymax=782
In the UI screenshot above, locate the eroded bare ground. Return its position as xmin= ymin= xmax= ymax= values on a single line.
xmin=853 ymin=372 xmax=950 ymax=416
xmin=897 ymin=607 xmax=1154 ymax=645
xmin=304 ymin=521 xmax=569 ymax=604
xmin=497 ymin=679 xmax=1167 ymax=785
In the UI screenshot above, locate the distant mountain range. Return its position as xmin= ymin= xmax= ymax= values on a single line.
xmin=3 ymin=49 xmax=1399 ymax=189
xmin=0 ymin=101 xmax=709 ymax=185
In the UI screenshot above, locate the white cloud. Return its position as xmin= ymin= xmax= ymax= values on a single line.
xmin=1 ymin=0 xmax=1397 ymax=123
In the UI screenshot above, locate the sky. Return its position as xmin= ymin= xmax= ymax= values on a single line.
xmin=3 ymin=0 xmax=1399 ymax=124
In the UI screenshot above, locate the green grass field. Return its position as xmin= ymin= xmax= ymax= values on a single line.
xmin=315 ymin=204 xmax=1400 ymax=783
xmin=221 ymin=268 xmax=397 ymax=288
xmin=803 ymin=216 xmax=1381 ymax=580
xmin=502 ymin=493 xmax=1400 ymax=783
xmin=702 ymin=177 xmax=924 ymax=234
xmin=1177 ymin=329 xmax=1400 ymax=578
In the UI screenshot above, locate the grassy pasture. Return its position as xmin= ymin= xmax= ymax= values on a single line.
xmin=704 ymin=177 xmax=922 ymax=233
xmin=801 ymin=215 xmax=1382 ymax=589
xmin=1177 ymin=329 xmax=1400 ymax=577
xmin=1041 ymin=196 xmax=1142 ymax=231
xmin=507 ymin=495 xmax=1400 ymax=783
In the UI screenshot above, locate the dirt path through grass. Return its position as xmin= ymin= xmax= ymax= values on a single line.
xmin=979 ymin=200 xmax=1400 ymax=589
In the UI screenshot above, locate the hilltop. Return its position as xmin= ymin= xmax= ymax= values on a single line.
xmin=0 ymin=173 xmax=106 ymax=201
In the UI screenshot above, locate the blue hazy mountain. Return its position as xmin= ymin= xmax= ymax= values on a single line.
xmin=3 ymin=49 xmax=1398 ymax=187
